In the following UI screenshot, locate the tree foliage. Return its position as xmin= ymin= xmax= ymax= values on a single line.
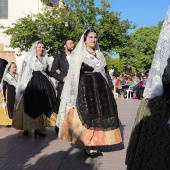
xmin=109 ymin=57 xmax=125 ymax=74
xmin=115 ymin=21 xmax=163 ymax=71
xmin=1 ymin=0 xmax=134 ymax=58
xmin=3 ymin=7 xmax=84 ymax=56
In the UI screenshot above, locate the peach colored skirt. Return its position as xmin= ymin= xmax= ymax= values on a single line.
xmin=61 ymin=108 xmax=122 ymax=146
xmin=0 ymin=107 xmax=12 ymax=125
xmin=13 ymin=99 xmax=57 ymax=130
xmin=0 ymin=90 xmax=12 ymax=125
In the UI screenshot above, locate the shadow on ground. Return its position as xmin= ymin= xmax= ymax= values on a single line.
xmin=0 ymin=127 xmax=96 ymax=170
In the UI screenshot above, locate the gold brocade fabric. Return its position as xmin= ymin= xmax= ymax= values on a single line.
xmin=0 ymin=108 xmax=12 ymax=125
xmin=0 ymin=89 xmax=12 ymax=125
xmin=61 ymin=108 xmax=122 ymax=146
xmin=13 ymin=99 xmax=57 ymax=130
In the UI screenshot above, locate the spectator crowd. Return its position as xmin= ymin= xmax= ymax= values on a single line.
xmin=110 ymin=70 xmax=149 ymax=99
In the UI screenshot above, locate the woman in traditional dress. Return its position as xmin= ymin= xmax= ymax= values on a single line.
xmin=13 ymin=41 xmax=59 ymax=137
xmin=0 ymin=58 xmax=8 ymax=83
xmin=57 ymin=28 xmax=122 ymax=157
xmin=0 ymin=62 xmax=17 ymax=126
xmin=125 ymin=6 xmax=170 ymax=170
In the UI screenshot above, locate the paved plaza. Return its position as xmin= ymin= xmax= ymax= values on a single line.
xmin=0 ymin=98 xmax=140 ymax=170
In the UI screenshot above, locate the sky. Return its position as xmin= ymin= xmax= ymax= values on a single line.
xmin=96 ymin=0 xmax=170 ymax=29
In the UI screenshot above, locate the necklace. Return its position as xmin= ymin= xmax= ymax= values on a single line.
xmin=9 ymin=72 xmax=16 ymax=79
xmin=36 ymin=56 xmax=43 ymax=64
xmin=86 ymin=50 xmax=97 ymax=60
xmin=87 ymin=49 xmax=96 ymax=55
xmin=7 ymin=73 xmax=17 ymax=83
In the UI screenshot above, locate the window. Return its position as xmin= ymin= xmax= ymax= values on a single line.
xmin=0 ymin=0 xmax=8 ymax=19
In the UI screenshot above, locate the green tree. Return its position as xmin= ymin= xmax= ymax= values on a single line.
xmin=110 ymin=57 xmax=125 ymax=74
xmin=1 ymin=0 xmax=134 ymax=58
xmin=116 ymin=21 xmax=163 ymax=71
xmin=2 ymin=7 xmax=84 ymax=56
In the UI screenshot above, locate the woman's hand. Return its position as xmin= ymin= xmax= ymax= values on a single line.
xmin=84 ymin=71 xmax=93 ymax=73
xmin=56 ymin=69 xmax=61 ymax=74
xmin=63 ymin=76 xmax=67 ymax=82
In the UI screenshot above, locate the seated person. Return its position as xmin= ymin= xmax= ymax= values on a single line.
xmin=115 ymin=75 xmax=122 ymax=95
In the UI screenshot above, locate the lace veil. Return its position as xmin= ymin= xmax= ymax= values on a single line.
xmin=1 ymin=62 xmax=13 ymax=99
xmin=56 ymin=30 xmax=106 ymax=137
xmin=143 ymin=6 xmax=170 ymax=99
xmin=15 ymin=41 xmax=48 ymax=104
xmin=0 ymin=62 xmax=18 ymax=111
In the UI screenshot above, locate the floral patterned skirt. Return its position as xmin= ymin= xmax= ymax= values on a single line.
xmin=60 ymin=108 xmax=122 ymax=146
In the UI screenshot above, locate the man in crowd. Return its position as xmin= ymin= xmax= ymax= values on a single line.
xmin=50 ymin=38 xmax=74 ymax=101
xmin=50 ymin=38 xmax=74 ymax=133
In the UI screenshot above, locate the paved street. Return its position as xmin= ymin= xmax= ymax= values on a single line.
xmin=0 ymin=98 xmax=140 ymax=170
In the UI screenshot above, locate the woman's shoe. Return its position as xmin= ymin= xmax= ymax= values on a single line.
xmin=84 ymin=149 xmax=98 ymax=158
xmin=97 ymin=150 xmax=103 ymax=156
xmin=55 ymin=126 xmax=59 ymax=134
xmin=23 ymin=130 xmax=29 ymax=136
xmin=6 ymin=125 xmax=12 ymax=127
xmin=34 ymin=130 xmax=46 ymax=137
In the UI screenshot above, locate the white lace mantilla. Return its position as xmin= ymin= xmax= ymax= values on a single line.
xmin=56 ymin=31 xmax=107 ymax=138
xmin=15 ymin=41 xmax=52 ymax=108
xmin=143 ymin=6 xmax=170 ymax=99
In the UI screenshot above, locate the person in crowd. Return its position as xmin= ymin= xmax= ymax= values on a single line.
xmin=122 ymin=75 xmax=134 ymax=98
xmin=50 ymin=38 xmax=74 ymax=133
xmin=111 ymin=74 xmax=119 ymax=99
xmin=132 ymin=76 xmax=142 ymax=98
xmin=0 ymin=62 xmax=17 ymax=126
xmin=50 ymin=38 xmax=74 ymax=101
xmin=136 ymin=76 xmax=148 ymax=100
xmin=126 ymin=6 xmax=170 ymax=169
xmin=133 ymin=75 xmax=141 ymax=86
xmin=56 ymin=28 xmax=122 ymax=158
xmin=141 ymin=69 xmax=146 ymax=77
xmin=0 ymin=58 xmax=8 ymax=83
xmin=142 ymin=76 xmax=147 ymax=87
xmin=120 ymin=75 xmax=126 ymax=85
xmin=13 ymin=41 xmax=59 ymax=137
xmin=145 ymin=69 xmax=150 ymax=77
xmin=125 ymin=75 xmax=134 ymax=86
xmin=115 ymin=75 xmax=123 ymax=96
xmin=135 ymin=70 xmax=141 ymax=77
xmin=111 ymin=74 xmax=118 ymax=86
xmin=135 ymin=78 xmax=144 ymax=100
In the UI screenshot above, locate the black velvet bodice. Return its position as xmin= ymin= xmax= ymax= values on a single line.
xmin=76 ymin=63 xmax=119 ymax=130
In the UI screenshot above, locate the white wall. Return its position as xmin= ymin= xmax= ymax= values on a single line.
xmin=0 ymin=0 xmax=45 ymax=68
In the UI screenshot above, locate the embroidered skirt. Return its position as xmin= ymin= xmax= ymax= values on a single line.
xmin=59 ymin=72 xmax=122 ymax=146
xmin=13 ymin=99 xmax=57 ymax=130
xmin=0 ymin=89 xmax=12 ymax=125
xmin=13 ymin=71 xmax=58 ymax=130
xmin=60 ymin=108 xmax=122 ymax=146
xmin=24 ymin=71 xmax=59 ymax=119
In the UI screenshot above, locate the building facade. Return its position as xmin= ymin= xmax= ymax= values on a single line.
xmin=0 ymin=0 xmax=61 ymax=67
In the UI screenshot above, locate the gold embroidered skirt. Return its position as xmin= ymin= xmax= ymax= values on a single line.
xmin=60 ymin=108 xmax=122 ymax=146
xmin=0 ymin=90 xmax=12 ymax=125
xmin=13 ymin=99 xmax=57 ymax=130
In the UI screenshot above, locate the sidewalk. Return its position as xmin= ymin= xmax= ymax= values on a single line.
xmin=0 ymin=98 xmax=140 ymax=170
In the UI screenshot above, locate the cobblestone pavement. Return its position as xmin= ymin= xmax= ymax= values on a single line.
xmin=0 ymin=98 xmax=140 ymax=170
